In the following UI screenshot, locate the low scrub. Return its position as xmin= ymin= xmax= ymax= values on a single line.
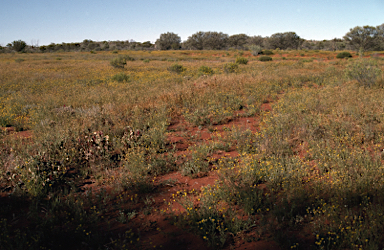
xmin=198 ymin=65 xmax=214 ymax=75
xmin=249 ymin=45 xmax=262 ymax=56
xmin=223 ymin=62 xmax=239 ymax=73
xmin=168 ymin=63 xmax=186 ymax=73
xmin=336 ymin=51 xmax=352 ymax=59
xmin=111 ymin=73 xmax=131 ymax=82
xmin=259 ymin=56 xmax=273 ymax=62
xmin=262 ymin=50 xmax=274 ymax=55
xmin=345 ymin=59 xmax=382 ymax=87
xmin=235 ymin=57 xmax=248 ymax=65
xmin=110 ymin=56 xmax=127 ymax=68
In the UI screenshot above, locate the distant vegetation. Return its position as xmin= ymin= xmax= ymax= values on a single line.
xmin=3 ymin=23 xmax=384 ymax=54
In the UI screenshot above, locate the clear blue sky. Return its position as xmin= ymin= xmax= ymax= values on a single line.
xmin=1 ymin=0 xmax=383 ymax=46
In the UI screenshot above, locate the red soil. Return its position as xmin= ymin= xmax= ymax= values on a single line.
xmin=0 ymin=101 xmax=287 ymax=249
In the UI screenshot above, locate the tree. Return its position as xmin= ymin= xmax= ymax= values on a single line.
xmin=184 ymin=31 xmax=229 ymax=50
xmin=329 ymin=38 xmax=346 ymax=51
xmin=156 ymin=32 xmax=181 ymax=50
xmin=185 ymin=31 xmax=205 ymax=50
xmin=228 ymin=34 xmax=249 ymax=49
xmin=301 ymin=40 xmax=316 ymax=50
xmin=202 ymin=31 xmax=228 ymax=50
xmin=265 ymin=32 xmax=303 ymax=50
xmin=374 ymin=23 xmax=384 ymax=51
xmin=247 ymin=35 xmax=264 ymax=47
xmin=141 ymin=41 xmax=154 ymax=48
xmin=343 ymin=25 xmax=377 ymax=52
xmin=11 ymin=40 xmax=27 ymax=52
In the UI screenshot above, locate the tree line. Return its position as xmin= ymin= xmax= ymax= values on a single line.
xmin=2 ymin=24 xmax=383 ymax=53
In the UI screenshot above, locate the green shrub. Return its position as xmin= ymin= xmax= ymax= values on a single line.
xmin=143 ymin=59 xmax=150 ymax=63
xmin=112 ymin=50 xmax=118 ymax=54
xmin=111 ymin=73 xmax=131 ymax=82
xmin=235 ymin=57 xmax=248 ymax=65
xmin=198 ymin=65 xmax=214 ymax=75
xmin=259 ymin=56 xmax=273 ymax=62
xmin=223 ymin=63 xmax=239 ymax=73
xmin=12 ymin=40 xmax=27 ymax=52
xmin=336 ymin=51 xmax=353 ymax=59
xmin=110 ymin=56 xmax=126 ymax=68
xmin=169 ymin=63 xmax=186 ymax=73
xmin=344 ymin=59 xmax=382 ymax=87
xmin=262 ymin=50 xmax=274 ymax=55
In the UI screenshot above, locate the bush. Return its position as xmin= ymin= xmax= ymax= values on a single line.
xmin=345 ymin=59 xmax=382 ymax=87
xmin=223 ymin=63 xmax=239 ymax=73
xmin=259 ymin=56 xmax=273 ymax=62
xmin=235 ymin=57 xmax=248 ymax=65
xmin=12 ymin=40 xmax=27 ymax=52
xmin=198 ymin=66 xmax=214 ymax=75
xmin=249 ymin=45 xmax=262 ymax=56
xmin=169 ymin=63 xmax=186 ymax=74
xmin=110 ymin=56 xmax=126 ymax=68
xmin=262 ymin=50 xmax=274 ymax=55
xmin=122 ymin=55 xmax=135 ymax=61
xmin=143 ymin=59 xmax=150 ymax=63
xmin=111 ymin=73 xmax=131 ymax=82
xmin=336 ymin=52 xmax=353 ymax=59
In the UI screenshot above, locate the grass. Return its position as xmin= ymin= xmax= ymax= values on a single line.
xmin=1 ymin=49 xmax=384 ymax=249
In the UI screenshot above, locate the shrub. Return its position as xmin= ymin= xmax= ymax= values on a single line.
xmin=249 ymin=45 xmax=262 ymax=56
xmin=143 ymin=59 xmax=150 ymax=63
xmin=262 ymin=50 xmax=274 ymax=55
xmin=122 ymin=55 xmax=135 ymax=61
xmin=12 ymin=40 xmax=27 ymax=52
xmin=336 ymin=52 xmax=353 ymax=59
xmin=110 ymin=56 xmax=126 ymax=68
xmin=111 ymin=73 xmax=131 ymax=82
xmin=235 ymin=57 xmax=248 ymax=65
xmin=344 ymin=59 xmax=382 ymax=87
xmin=223 ymin=63 xmax=239 ymax=73
xmin=198 ymin=65 xmax=214 ymax=75
xmin=259 ymin=56 xmax=273 ymax=62
xmin=169 ymin=63 xmax=186 ymax=73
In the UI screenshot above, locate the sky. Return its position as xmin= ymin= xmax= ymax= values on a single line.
xmin=0 ymin=0 xmax=383 ymax=46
